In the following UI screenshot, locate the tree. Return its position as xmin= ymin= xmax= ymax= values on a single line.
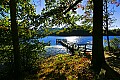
xmin=80 ymin=0 xmax=93 ymax=31
xmin=103 ymin=0 xmax=117 ymax=52
xmin=37 ymin=0 xmax=82 ymax=35
xmin=91 ymin=0 xmax=120 ymax=74
xmin=42 ymin=0 xmax=104 ymax=74
xmin=10 ymin=0 xmax=21 ymax=79
xmin=91 ymin=0 xmax=105 ymax=73
xmin=60 ymin=0 xmax=105 ymax=73
xmin=109 ymin=37 xmax=120 ymax=52
xmin=0 ymin=0 xmax=47 ymax=79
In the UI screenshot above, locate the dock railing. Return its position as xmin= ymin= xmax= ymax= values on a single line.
xmin=56 ymin=39 xmax=92 ymax=56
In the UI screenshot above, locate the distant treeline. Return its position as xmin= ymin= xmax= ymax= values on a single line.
xmin=49 ymin=28 xmax=120 ymax=36
xmin=38 ymin=28 xmax=120 ymax=36
xmin=51 ymin=29 xmax=91 ymax=36
xmin=108 ymin=28 xmax=120 ymax=36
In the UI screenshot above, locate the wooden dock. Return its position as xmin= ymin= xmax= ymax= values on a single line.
xmin=56 ymin=39 xmax=92 ymax=56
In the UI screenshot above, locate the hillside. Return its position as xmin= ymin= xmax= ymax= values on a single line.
xmin=50 ymin=29 xmax=92 ymax=36
xmin=38 ymin=27 xmax=120 ymax=36
xmin=50 ymin=28 xmax=120 ymax=36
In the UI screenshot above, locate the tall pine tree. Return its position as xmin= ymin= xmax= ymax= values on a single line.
xmin=10 ymin=0 xmax=21 ymax=79
xmin=91 ymin=0 xmax=105 ymax=73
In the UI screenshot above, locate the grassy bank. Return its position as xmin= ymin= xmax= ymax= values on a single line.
xmin=26 ymin=54 xmax=96 ymax=80
xmin=25 ymin=52 xmax=120 ymax=80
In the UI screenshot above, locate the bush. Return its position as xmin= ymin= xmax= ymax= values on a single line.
xmin=110 ymin=37 xmax=120 ymax=51
xmin=104 ymin=37 xmax=120 ymax=52
xmin=0 ymin=27 xmax=46 ymax=79
xmin=20 ymin=39 xmax=46 ymax=74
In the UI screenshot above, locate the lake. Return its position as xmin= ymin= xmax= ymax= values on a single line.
xmin=39 ymin=36 xmax=119 ymax=55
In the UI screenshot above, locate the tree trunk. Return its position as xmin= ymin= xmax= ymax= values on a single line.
xmin=10 ymin=0 xmax=21 ymax=79
xmin=104 ymin=0 xmax=111 ymax=52
xmin=91 ymin=0 xmax=105 ymax=74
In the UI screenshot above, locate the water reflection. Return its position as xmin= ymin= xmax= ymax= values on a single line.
xmin=39 ymin=36 xmax=118 ymax=55
xmin=45 ymin=45 xmax=67 ymax=56
xmin=65 ymin=36 xmax=80 ymax=43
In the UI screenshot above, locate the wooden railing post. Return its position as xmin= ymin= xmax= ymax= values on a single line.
xmin=84 ymin=44 xmax=87 ymax=54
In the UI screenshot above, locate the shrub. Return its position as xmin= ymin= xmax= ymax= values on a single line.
xmin=20 ymin=39 xmax=46 ymax=74
xmin=104 ymin=37 xmax=120 ymax=52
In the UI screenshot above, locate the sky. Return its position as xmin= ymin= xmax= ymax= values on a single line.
xmin=31 ymin=0 xmax=120 ymax=29
xmin=112 ymin=6 xmax=120 ymax=29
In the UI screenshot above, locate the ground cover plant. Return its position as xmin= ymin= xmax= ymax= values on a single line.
xmin=24 ymin=54 xmax=113 ymax=80
xmin=24 ymin=51 xmax=120 ymax=80
xmin=27 ymin=54 xmax=93 ymax=80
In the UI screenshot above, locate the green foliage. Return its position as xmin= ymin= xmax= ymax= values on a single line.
xmin=0 ymin=0 xmax=48 ymax=79
xmin=79 ymin=0 xmax=93 ymax=32
xmin=110 ymin=28 xmax=120 ymax=35
xmin=20 ymin=39 xmax=46 ymax=74
xmin=81 ymin=1 xmax=93 ymax=23
xmin=80 ymin=0 xmax=116 ymax=33
xmin=104 ymin=46 xmax=109 ymax=51
xmin=0 ymin=24 xmax=47 ymax=79
xmin=104 ymin=37 xmax=120 ymax=52
xmin=110 ymin=37 xmax=120 ymax=51
xmin=0 ymin=18 xmax=12 ymax=65
xmin=0 ymin=25 xmax=13 ymax=79
xmin=40 ymin=0 xmax=82 ymax=31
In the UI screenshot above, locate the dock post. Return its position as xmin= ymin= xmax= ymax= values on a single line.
xmin=84 ymin=44 xmax=87 ymax=54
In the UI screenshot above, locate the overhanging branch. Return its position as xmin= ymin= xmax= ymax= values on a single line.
xmin=63 ymin=0 xmax=83 ymax=14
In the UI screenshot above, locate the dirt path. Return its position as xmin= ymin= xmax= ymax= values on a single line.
xmin=104 ymin=52 xmax=116 ymax=58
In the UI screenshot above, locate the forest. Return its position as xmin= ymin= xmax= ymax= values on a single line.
xmin=0 ymin=0 xmax=120 ymax=80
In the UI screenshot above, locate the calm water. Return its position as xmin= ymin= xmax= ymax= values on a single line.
xmin=39 ymin=36 xmax=119 ymax=55
xmin=39 ymin=36 xmax=119 ymax=45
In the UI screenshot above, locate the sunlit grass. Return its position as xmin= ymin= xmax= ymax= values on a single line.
xmin=36 ymin=54 xmax=93 ymax=80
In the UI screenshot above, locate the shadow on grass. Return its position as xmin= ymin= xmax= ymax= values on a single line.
xmin=103 ymin=54 xmax=120 ymax=80
xmin=106 ymin=56 xmax=120 ymax=69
